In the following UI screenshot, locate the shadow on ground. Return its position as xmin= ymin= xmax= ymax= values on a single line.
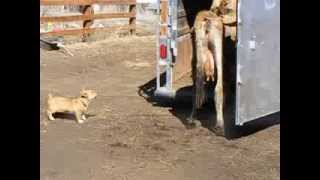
xmin=137 ymin=27 xmax=279 ymax=138
xmin=138 ymin=76 xmax=280 ymax=139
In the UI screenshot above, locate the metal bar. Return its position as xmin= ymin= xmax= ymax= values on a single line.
xmin=154 ymin=0 xmax=177 ymax=99
xmin=170 ymin=0 xmax=178 ymax=57
xmin=156 ymin=0 xmax=161 ymax=89
xmin=159 ymin=0 xmax=168 ymax=35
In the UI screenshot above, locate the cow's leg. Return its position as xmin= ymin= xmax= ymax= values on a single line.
xmin=208 ymin=17 xmax=225 ymax=136
xmin=187 ymin=90 xmax=200 ymax=126
xmin=187 ymin=20 xmax=208 ymax=127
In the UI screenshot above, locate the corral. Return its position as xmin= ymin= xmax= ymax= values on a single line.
xmin=40 ymin=1 xmax=280 ymax=180
xmin=40 ymin=36 xmax=279 ymax=180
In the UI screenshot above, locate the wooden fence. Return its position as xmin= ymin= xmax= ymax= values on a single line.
xmin=40 ymin=0 xmax=136 ymax=41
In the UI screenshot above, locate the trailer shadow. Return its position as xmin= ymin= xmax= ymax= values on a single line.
xmin=138 ymin=79 xmax=219 ymax=133
xmin=137 ymin=76 xmax=214 ymax=127
xmin=138 ymin=79 xmax=279 ymax=139
xmin=138 ymin=72 xmax=174 ymax=107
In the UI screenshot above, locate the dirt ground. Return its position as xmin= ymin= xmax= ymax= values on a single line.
xmin=40 ymin=35 xmax=280 ymax=180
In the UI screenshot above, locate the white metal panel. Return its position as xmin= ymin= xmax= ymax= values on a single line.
xmin=236 ymin=0 xmax=280 ymax=125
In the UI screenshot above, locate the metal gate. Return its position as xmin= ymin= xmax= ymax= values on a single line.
xmin=236 ymin=0 xmax=280 ymax=125
xmin=154 ymin=0 xmax=204 ymax=98
xmin=154 ymin=0 xmax=178 ymax=98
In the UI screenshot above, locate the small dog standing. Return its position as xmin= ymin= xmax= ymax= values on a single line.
xmin=46 ymin=89 xmax=97 ymax=124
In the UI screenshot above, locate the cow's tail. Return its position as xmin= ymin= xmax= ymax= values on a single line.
xmin=195 ymin=63 xmax=206 ymax=109
xmin=194 ymin=18 xmax=208 ymax=109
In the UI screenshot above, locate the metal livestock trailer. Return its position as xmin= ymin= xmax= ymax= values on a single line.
xmin=154 ymin=0 xmax=280 ymax=129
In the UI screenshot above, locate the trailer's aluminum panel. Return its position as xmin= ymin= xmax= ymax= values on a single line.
xmin=236 ymin=0 xmax=280 ymax=125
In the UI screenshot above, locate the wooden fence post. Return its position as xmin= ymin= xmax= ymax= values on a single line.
xmin=129 ymin=4 xmax=136 ymax=35
xmin=82 ymin=5 xmax=94 ymax=42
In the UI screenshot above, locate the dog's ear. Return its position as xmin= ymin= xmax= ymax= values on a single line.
xmin=80 ymin=90 xmax=88 ymax=98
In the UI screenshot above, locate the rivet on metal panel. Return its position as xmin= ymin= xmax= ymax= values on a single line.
xmin=249 ymin=40 xmax=256 ymax=51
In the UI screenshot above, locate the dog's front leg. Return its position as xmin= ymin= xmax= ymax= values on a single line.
xmin=47 ymin=110 xmax=55 ymax=121
xmin=82 ymin=114 xmax=86 ymax=120
xmin=75 ymin=111 xmax=84 ymax=124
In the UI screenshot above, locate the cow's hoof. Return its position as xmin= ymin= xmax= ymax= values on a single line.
xmin=186 ymin=118 xmax=201 ymax=128
xmin=212 ymin=126 xmax=225 ymax=137
xmin=193 ymin=120 xmax=202 ymax=127
xmin=186 ymin=117 xmax=195 ymax=124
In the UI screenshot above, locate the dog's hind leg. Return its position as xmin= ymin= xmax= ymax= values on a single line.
xmin=47 ymin=110 xmax=55 ymax=121
xmin=82 ymin=114 xmax=86 ymax=120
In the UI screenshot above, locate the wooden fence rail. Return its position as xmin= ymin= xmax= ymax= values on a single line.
xmin=40 ymin=0 xmax=136 ymax=41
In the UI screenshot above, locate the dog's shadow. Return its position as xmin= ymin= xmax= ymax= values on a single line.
xmin=53 ymin=113 xmax=96 ymax=121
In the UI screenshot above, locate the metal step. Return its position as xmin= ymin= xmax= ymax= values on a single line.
xmin=154 ymin=87 xmax=176 ymax=99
